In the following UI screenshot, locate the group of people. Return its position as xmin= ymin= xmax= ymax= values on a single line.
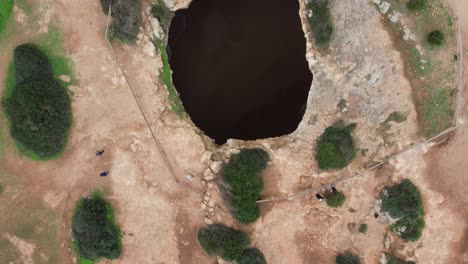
xmin=96 ymin=149 xmax=109 ymax=177
xmin=315 ymin=186 xmax=338 ymax=201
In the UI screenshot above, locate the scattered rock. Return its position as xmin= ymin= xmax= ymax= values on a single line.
xmin=378 ymin=2 xmax=390 ymax=14
xmin=204 ymin=217 xmax=213 ymax=225
xmin=203 ymin=169 xmax=214 ymax=181
xmin=216 ymin=213 xmax=223 ymax=222
xmin=201 ymin=203 xmax=206 ymax=210
xmin=137 ymin=33 xmax=144 ymax=40
xmin=388 ymin=11 xmax=400 ymax=23
xmin=185 ymin=173 xmax=194 ymax=181
xmin=142 ymin=41 xmax=156 ymax=57
xmin=208 ymin=199 xmax=215 ymax=208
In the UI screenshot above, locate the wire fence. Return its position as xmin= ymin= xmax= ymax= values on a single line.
xmin=104 ymin=6 xmax=203 ymax=195
xmin=257 ymin=0 xmax=464 ymax=204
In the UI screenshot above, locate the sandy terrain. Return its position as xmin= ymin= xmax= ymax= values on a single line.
xmin=0 ymin=0 xmax=466 ymax=263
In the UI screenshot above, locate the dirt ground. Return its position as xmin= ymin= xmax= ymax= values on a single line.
xmin=0 ymin=0 xmax=466 ymax=263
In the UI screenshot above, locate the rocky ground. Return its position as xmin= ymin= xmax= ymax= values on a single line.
xmin=0 ymin=0 xmax=466 ymax=263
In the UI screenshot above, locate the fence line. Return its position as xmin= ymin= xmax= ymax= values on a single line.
xmin=104 ymin=6 xmax=203 ymax=195
xmin=258 ymin=0 xmax=464 ymax=204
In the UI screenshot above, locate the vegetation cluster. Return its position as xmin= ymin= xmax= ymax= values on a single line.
xmin=222 ymin=148 xmax=269 ymax=224
xmin=306 ymin=0 xmax=334 ymax=47
xmin=381 ymin=179 xmax=425 ymax=241
xmin=72 ymin=192 xmax=121 ymax=262
xmin=99 ymin=0 xmax=141 ymax=41
xmin=336 ymin=253 xmax=360 ymax=264
xmin=325 ymin=191 xmax=346 ymax=208
xmin=198 ymin=224 xmax=266 ymax=263
xmin=3 ymin=44 xmax=71 ymax=159
xmin=316 ymin=124 xmax=356 ymax=170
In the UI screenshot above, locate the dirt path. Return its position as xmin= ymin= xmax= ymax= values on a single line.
xmin=424 ymin=1 xmax=468 ymax=262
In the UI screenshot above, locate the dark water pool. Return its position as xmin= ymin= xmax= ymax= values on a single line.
xmin=168 ymin=0 xmax=312 ymax=144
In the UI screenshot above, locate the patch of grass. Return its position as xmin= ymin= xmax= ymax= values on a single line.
xmin=237 ymin=248 xmax=267 ymax=264
xmin=39 ymin=24 xmax=75 ymax=86
xmin=315 ymin=124 xmax=356 ymax=170
xmin=378 ymin=0 xmax=456 ymax=137
xmin=407 ymin=0 xmax=427 ymax=12
xmin=421 ymin=87 xmax=452 ymax=136
xmin=151 ymin=0 xmax=172 ymax=33
xmin=306 ymin=0 xmax=333 ymax=48
xmin=72 ymin=191 xmax=122 ymax=262
xmin=381 ymin=179 xmax=425 ymax=241
xmin=336 ymin=253 xmax=360 ymax=264
xmin=358 ymin=223 xmax=368 ymax=234
xmin=427 ymin=30 xmax=444 ymax=46
xmin=155 ymin=41 xmax=185 ymax=117
xmin=197 ymin=224 xmax=250 ymax=262
xmin=0 ymin=0 xmax=14 ymax=36
xmin=222 ymin=148 xmax=269 ymax=224
xmin=3 ymin=44 xmax=72 ymax=160
xmin=99 ymin=0 xmax=141 ymax=41
xmin=385 ymin=253 xmax=416 ymax=264
xmin=325 ymin=191 xmax=346 ymax=208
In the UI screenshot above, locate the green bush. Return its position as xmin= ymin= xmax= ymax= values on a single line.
xmin=197 ymin=224 xmax=250 ymax=262
xmin=325 ymin=191 xmax=346 ymax=208
xmin=358 ymin=223 xmax=368 ymax=234
xmin=407 ymin=0 xmax=427 ymax=12
xmin=222 ymin=148 xmax=269 ymax=224
xmin=306 ymin=0 xmax=334 ymax=47
xmin=427 ymin=30 xmax=444 ymax=46
xmin=336 ymin=253 xmax=360 ymax=264
xmin=99 ymin=0 xmax=141 ymax=41
xmin=3 ymin=44 xmax=71 ymax=159
xmin=316 ymin=124 xmax=356 ymax=170
xmin=72 ymin=192 xmax=121 ymax=261
xmin=237 ymin=248 xmax=266 ymax=264
xmin=151 ymin=0 xmax=172 ymax=32
xmin=381 ymin=179 xmax=425 ymax=241
xmin=385 ymin=253 xmax=416 ymax=264
xmin=0 ymin=0 xmax=13 ymax=36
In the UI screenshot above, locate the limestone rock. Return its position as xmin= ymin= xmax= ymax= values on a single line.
xmin=151 ymin=18 xmax=165 ymax=40
xmin=203 ymin=169 xmax=214 ymax=181
xmin=204 ymin=217 xmax=213 ymax=225
xmin=143 ymin=41 xmax=156 ymax=57
xmin=210 ymin=161 xmax=223 ymax=173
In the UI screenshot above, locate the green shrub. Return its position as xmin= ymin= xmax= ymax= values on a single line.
xmin=381 ymin=179 xmax=425 ymax=241
xmin=0 ymin=0 xmax=14 ymax=36
xmin=325 ymin=191 xmax=345 ymax=208
xmin=407 ymin=0 xmax=427 ymax=12
xmin=358 ymin=223 xmax=368 ymax=234
xmin=237 ymin=248 xmax=266 ymax=264
xmin=3 ymin=44 xmax=71 ymax=159
xmin=197 ymin=224 xmax=250 ymax=262
xmin=385 ymin=253 xmax=416 ymax=264
xmin=151 ymin=0 xmax=172 ymax=32
xmin=306 ymin=0 xmax=334 ymax=47
xmin=72 ymin=192 xmax=121 ymax=261
xmin=336 ymin=253 xmax=359 ymax=264
xmin=316 ymin=124 xmax=356 ymax=170
xmin=222 ymin=148 xmax=269 ymax=224
xmin=99 ymin=0 xmax=141 ymax=41
xmin=427 ymin=30 xmax=444 ymax=46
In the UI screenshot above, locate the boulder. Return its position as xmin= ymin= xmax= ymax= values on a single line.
xmin=151 ymin=18 xmax=165 ymax=40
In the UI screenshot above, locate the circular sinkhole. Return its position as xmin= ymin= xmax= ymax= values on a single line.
xmin=168 ymin=0 xmax=312 ymax=144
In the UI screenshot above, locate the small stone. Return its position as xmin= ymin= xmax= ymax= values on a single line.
xmin=207 ymin=183 xmax=214 ymax=189
xmin=229 ymin=149 xmax=240 ymax=154
xmin=151 ymin=18 xmax=165 ymax=40
xmin=208 ymin=200 xmax=215 ymax=208
xmin=203 ymin=169 xmax=214 ymax=181
xmin=203 ymin=195 xmax=210 ymax=202
xmin=137 ymin=33 xmax=143 ymax=40
xmin=208 ymin=207 xmax=214 ymax=212
xmin=59 ymin=75 xmax=71 ymax=83
xmin=216 ymin=214 xmax=222 ymax=222
xmin=201 ymin=203 xmax=206 ymax=210
xmin=143 ymin=35 xmax=149 ymax=42
xmin=204 ymin=217 xmax=213 ymax=225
